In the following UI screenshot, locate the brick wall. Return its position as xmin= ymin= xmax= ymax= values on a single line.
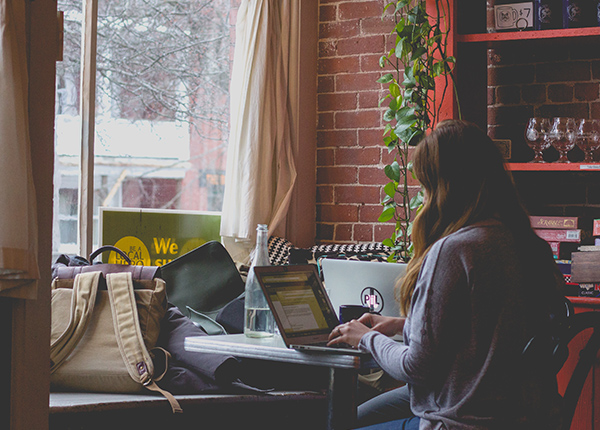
xmin=315 ymin=1 xmax=600 ymax=244
xmin=316 ymin=0 xmax=401 ymax=244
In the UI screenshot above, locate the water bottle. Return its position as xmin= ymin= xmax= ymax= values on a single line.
xmin=244 ymin=224 xmax=275 ymax=338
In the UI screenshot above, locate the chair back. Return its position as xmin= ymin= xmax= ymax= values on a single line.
xmin=557 ymin=310 xmax=600 ymax=430
xmin=523 ymin=298 xmax=600 ymax=430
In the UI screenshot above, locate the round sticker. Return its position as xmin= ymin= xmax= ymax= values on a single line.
xmin=360 ymin=286 xmax=384 ymax=313
xmin=111 ymin=236 xmax=151 ymax=266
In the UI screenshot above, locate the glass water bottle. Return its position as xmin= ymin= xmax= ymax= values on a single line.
xmin=244 ymin=224 xmax=275 ymax=338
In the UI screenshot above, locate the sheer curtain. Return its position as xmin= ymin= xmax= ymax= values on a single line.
xmin=220 ymin=0 xmax=298 ymax=263
xmin=0 ymin=0 xmax=39 ymax=297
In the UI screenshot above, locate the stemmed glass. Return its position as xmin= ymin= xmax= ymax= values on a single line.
xmin=576 ymin=119 xmax=600 ymax=163
xmin=524 ymin=117 xmax=551 ymax=163
xmin=548 ymin=117 xmax=576 ymax=163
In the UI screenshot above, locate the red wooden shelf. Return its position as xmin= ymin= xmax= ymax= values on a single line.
xmin=567 ymin=296 xmax=600 ymax=307
xmin=505 ymin=163 xmax=600 ymax=171
xmin=458 ymin=27 xmax=600 ymax=43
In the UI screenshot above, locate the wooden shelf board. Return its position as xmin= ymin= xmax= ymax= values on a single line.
xmin=506 ymin=163 xmax=600 ymax=171
xmin=458 ymin=27 xmax=600 ymax=43
xmin=567 ymin=296 xmax=600 ymax=307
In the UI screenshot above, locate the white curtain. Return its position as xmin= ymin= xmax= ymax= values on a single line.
xmin=220 ymin=0 xmax=298 ymax=263
xmin=0 ymin=0 xmax=39 ymax=297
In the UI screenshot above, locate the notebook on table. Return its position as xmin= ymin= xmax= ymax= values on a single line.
xmin=321 ymin=259 xmax=406 ymax=319
xmin=253 ymin=264 xmax=368 ymax=355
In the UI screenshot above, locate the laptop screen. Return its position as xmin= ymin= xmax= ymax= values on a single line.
xmin=254 ymin=265 xmax=339 ymax=340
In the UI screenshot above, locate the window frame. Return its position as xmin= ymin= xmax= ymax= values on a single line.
xmin=75 ymin=0 xmax=317 ymax=257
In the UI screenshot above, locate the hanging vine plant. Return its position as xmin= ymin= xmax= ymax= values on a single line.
xmin=377 ymin=0 xmax=459 ymax=262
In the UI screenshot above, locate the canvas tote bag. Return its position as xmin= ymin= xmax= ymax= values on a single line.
xmin=50 ymin=271 xmax=182 ymax=413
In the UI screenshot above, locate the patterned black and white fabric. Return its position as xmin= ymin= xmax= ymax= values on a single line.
xmin=288 ymin=242 xmax=392 ymax=266
xmin=267 ymin=236 xmax=392 ymax=267
xmin=267 ymin=236 xmax=294 ymax=266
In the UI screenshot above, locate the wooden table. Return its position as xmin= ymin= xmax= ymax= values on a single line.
xmin=185 ymin=334 xmax=376 ymax=430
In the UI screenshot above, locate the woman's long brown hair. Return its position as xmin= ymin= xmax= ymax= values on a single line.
xmin=397 ymin=120 xmax=558 ymax=316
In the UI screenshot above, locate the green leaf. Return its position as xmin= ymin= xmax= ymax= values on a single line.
xmin=389 ymin=82 xmax=401 ymax=98
xmin=378 ymin=93 xmax=391 ymax=108
xmin=377 ymin=73 xmax=394 ymax=84
xmin=383 ymin=181 xmax=397 ymax=198
xmin=378 ymin=207 xmax=396 ymax=222
xmin=384 ymin=161 xmax=401 ymax=182
xmin=382 ymin=238 xmax=395 ymax=248
xmin=383 ymin=109 xmax=395 ymax=122
xmin=409 ymin=193 xmax=424 ymax=210
xmin=410 ymin=46 xmax=427 ymax=61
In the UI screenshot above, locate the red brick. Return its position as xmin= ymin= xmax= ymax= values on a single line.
xmin=336 ymin=72 xmax=381 ymax=92
xmin=317 ymin=185 xmax=334 ymax=204
xmin=317 ymin=130 xmax=358 ymax=148
xmin=318 ymin=92 xmax=358 ymax=112
xmin=336 ymin=110 xmax=381 ymax=129
xmin=317 ymin=166 xmax=358 ymax=185
xmin=316 ymin=223 xmax=334 ymax=241
xmin=592 ymin=101 xmax=600 ymax=118
xmin=318 ymin=112 xmax=334 ymax=130
xmin=361 ymin=54 xmax=393 ymax=73
xmin=536 ymin=61 xmax=591 ymax=83
xmin=593 ymin=60 xmax=600 ymax=80
xmin=317 ymin=148 xmax=335 ymax=166
xmin=320 ymin=21 xmax=361 ymax=40
xmin=358 ymin=91 xmax=380 ymax=109
xmin=358 ymin=166 xmax=387 ymax=185
xmin=538 ymin=103 xmax=589 ymax=119
xmin=318 ymin=76 xmax=335 ymax=93
xmin=496 ymin=86 xmax=521 ymax=105
xmin=334 ymin=224 xmax=353 ymax=241
xmin=374 ymin=223 xmax=396 ymax=242
xmin=335 ymin=185 xmax=381 ymax=204
xmin=318 ymin=204 xmax=359 ymax=223
xmin=522 ymin=84 xmax=546 ymax=104
xmin=359 ymin=205 xmax=383 ymax=222
xmin=488 ymin=64 xmax=535 ymax=86
xmin=548 ymin=84 xmax=573 ymax=103
xmin=488 ymin=87 xmax=495 ymax=106
xmin=319 ymin=40 xmax=338 ymax=58
xmin=575 ymin=83 xmax=600 ymax=101
xmin=319 ymin=4 xmax=337 ymax=22
xmin=359 ymin=129 xmax=385 ymax=147
xmin=487 ymin=105 xmax=533 ymax=126
xmin=336 ymin=147 xmax=380 ymax=166
xmin=361 ymin=15 xmax=395 ymax=35
xmin=319 ymin=56 xmax=360 ymax=75
xmin=337 ymin=35 xmax=385 ymax=56
xmin=339 ymin=1 xmax=382 ymax=21
xmin=353 ymin=223 xmax=374 ymax=242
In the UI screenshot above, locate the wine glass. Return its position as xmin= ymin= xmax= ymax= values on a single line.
xmin=576 ymin=119 xmax=600 ymax=163
xmin=524 ymin=117 xmax=551 ymax=163
xmin=548 ymin=117 xmax=576 ymax=163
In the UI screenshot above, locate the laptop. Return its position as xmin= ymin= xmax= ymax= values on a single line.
xmin=321 ymin=259 xmax=406 ymax=319
xmin=253 ymin=264 xmax=367 ymax=355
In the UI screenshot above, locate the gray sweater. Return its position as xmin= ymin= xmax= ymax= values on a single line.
xmin=359 ymin=220 xmax=561 ymax=429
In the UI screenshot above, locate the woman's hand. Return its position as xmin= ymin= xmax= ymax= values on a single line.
xmin=327 ymin=320 xmax=372 ymax=349
xmin=357 ymin=314 xmax=405 ymax=337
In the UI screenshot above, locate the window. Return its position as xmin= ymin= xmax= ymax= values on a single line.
xmin=54 ymin=0 xmax=237 ymax=259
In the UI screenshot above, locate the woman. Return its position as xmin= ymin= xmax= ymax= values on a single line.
xmin=328 ymin=120 xmax=565 ymax=429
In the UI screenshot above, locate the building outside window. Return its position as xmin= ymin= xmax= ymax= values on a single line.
xmin=54 ymin=0 xmax=237 ymax=260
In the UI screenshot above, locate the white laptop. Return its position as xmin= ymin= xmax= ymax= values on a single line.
xmin=321 ymin=259 xmax=406 ymax=319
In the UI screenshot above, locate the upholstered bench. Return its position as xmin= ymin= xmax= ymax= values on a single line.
xmin=49 ymin=391 xmax=327 ymax=430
